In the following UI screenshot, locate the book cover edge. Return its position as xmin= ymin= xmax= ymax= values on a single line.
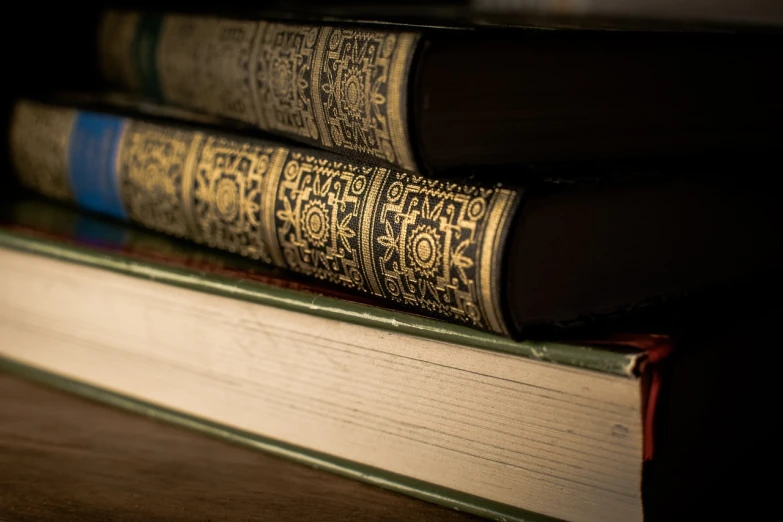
xmin=0 ymin=227 xmax=640 ymax=377
xmin=0 ymin=356 xmax=566 ymax=522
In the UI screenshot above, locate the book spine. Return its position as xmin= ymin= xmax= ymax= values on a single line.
xmin=9 ymin=100 xmax=520 ymax=336
xmin=98 ymin=10 xmax=421 ymax=173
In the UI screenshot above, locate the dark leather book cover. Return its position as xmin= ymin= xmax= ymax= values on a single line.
xmin=7 ymin=97 xmax=783 ymax=338
xmin=8 ymin=99 xmax=521 ymax=336
xmin=89 ymin=6 xmax=783 ymax=173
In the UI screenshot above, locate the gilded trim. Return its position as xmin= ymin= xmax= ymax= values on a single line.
xmin=102 ymin=10 xmax=423 ymax=172
xmin=477 ymin=189 xmax=518 ymax=337
xmin=263 ymin=148 xmax=289 ymax=267
xmin=9 ymin=101 xmax=522 ymax=335
xmin=387 ymin=33 xmax=419 ymax=173
xmin=180 ymin=131 xmax=205 ymax=240
xmin=359 ymin=168 xmax=389 ymax=297
xmin=310 ymin=27 xmax=334 ymax=148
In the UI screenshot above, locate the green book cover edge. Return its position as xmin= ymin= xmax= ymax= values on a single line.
xmin=0 ymin=227 xmax=640 ymax=377
xmin=0 ymin=357 xmax=565 ymax=522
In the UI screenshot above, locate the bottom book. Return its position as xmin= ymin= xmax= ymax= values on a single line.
xmin=0 ymin=371 xmax=482 ymax=521
xmin=0 ymin=197 xmax=776 ymax=522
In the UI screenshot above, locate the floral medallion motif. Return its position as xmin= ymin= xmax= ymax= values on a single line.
xmin=407 ymin=225 xmax=443 ymax=279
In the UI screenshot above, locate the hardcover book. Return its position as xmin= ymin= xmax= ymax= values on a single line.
xmin=95 ymin=9 xmax=783 ymax=173
xmin=0 ymin=196 xmax=670 ymax=522
xmin=2 ymin=196 xmax=778 ymax=522
xmin=8 ymin=98 xmax=783 ymax=337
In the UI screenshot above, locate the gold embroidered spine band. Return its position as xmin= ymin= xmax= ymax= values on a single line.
xmin=9 ymin=101 xmax=521 ymax=335
xmin=98 ymin=11 xmax=421 ymax=173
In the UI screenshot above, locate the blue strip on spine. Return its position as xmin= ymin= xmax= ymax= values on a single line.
xmin=67 ymin=113 xmax=128 ymax=220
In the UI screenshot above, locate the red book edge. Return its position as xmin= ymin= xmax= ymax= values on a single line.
xmin=576 ymin=333 xmax=674 ymax=461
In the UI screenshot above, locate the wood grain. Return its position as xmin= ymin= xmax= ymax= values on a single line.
xmin=0 ymin=373 xmax=481 ymax=521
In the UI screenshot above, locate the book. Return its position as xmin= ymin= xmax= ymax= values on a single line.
xmin=8 ymin=98 xmax=783 ymax=337
xmin=1 ymin=198 xmax=780 ymax=522
xmin=95 ymin=9 xmax=783 ymax=173
xmin=0 ymin=196 xmax=669 ymax=522
xmin=0 ymin=371 xmax=487 ymax=522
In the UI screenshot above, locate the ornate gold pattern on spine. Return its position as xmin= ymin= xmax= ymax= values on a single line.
xmin=114 ymin=121 xmax=518 ymax=332
xmin=372 ymin=173 xmax=517 ymax=333
xmin=99 ymin=11 xmax=421 ymax=172
xmin=117 ymin=122 xmax=195 ymax=239
xmin=316 ymin=28 xmax=415 ymax=169
xmin=9 ymin=102 xmax=76 ymax=202
xmin=10 ymin=103 xmax=519 ymax=334
xmin=255 ymin=23 xmax=324 ymax=143
xmin=191 ymin=136 xmax=277 ymax=262
xmin=274 ymin=152 xmax=377 ymax=293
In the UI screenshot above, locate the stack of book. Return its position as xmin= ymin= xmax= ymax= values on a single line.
xmin=1 ymin=2 xmax=781 ymax=521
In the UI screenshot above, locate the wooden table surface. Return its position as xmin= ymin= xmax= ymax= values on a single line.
xmin=0 ymin=373 xmax=482 ymax=521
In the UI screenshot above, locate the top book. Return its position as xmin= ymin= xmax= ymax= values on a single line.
xmin=97 ymin=9 xmax=783 ymax=174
